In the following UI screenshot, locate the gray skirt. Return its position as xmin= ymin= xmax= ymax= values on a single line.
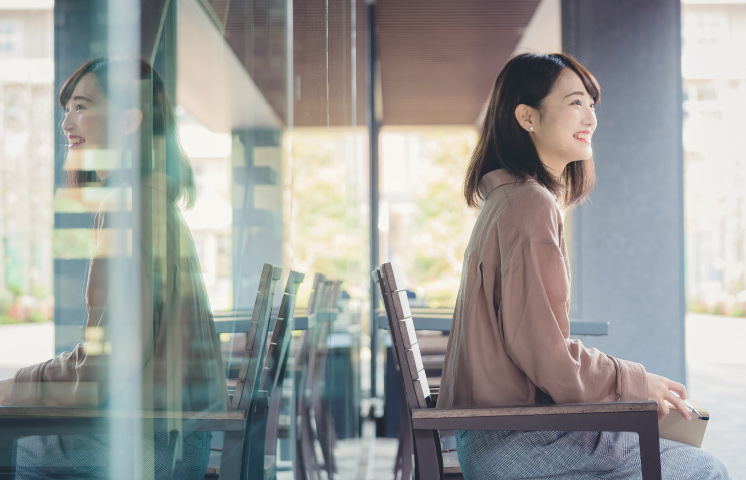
xmin=455 ymin=429 xmax=730 ymax=480
xmin=14 ymin=431 xmax=211 ymax=480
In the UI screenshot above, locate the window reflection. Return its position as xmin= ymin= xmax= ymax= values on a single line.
xmin=0 ymin=0 xmax=365 ymax=476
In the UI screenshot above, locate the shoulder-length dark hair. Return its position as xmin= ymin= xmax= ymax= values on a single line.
xmin=464 ymin=53 xmax=599 ymax=209
xmin=59 ymin=57 xmax=196 ymax=208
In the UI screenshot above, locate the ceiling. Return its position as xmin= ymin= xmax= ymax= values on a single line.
xmin=202 ymin=0 xmax=542 ymax=127
xmin=376 ymin=0 xmax=541 ymax=126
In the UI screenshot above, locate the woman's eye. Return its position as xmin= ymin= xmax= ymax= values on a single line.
xmin=76 ymin=104 xmax=86 ymax=111
xmin=572 ymin=99 xmax=581 ymax=106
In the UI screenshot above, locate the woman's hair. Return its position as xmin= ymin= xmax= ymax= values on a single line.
xmin=463 ymin=53 xmax=600 ymax=209
xmin=59 ymin=57 xmax=196 ymax=208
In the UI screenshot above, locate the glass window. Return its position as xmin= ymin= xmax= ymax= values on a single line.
xmin=0 ymin=0 xmax=365 ymax=476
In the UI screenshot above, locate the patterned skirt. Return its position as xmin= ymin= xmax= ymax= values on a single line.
xmin=455 ymin=429 xmax=731 ymax=480
xmin=14 ymin=431 xmax=211 ymax=480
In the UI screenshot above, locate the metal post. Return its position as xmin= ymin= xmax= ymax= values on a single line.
xmin=366 ymin=0 xmax=380 ymax=400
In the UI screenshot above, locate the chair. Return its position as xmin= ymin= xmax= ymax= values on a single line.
xmin=207 ymin=268 xmax=306 ymax=480
xmin=260 ymin=270 xmax=305 ymax=479
xmin=376 ymin=262 xmax=663 ymax=480
xmin=292 ymin=273 xmax=329 ymax=480
xmin=308 ymin=280 xmax=342 ymax=479
xmin=209 ymin=263 xmax=283 ymax=479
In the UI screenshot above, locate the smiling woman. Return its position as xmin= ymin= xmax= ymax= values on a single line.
xmin=438 ymin=53 xmax=731 ymax=480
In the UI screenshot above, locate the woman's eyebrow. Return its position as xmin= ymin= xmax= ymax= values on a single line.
xmin=72 ymin=95 xmax=94 ymax=103
xmin=563 ymin=91 xmax=586 ymax=99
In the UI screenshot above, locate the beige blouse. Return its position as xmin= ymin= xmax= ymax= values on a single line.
xmin=436 ymin=169 xmax=648 ymax=409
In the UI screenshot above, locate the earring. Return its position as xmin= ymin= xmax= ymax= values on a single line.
xmin=529 ymin=126 xmax=534 ymax=132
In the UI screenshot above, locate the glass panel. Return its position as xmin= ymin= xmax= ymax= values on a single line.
xmin=0 ymin=0 xmax=365 ymax=476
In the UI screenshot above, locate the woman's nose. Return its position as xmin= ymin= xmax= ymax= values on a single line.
xmin=61 ymin=112 xmax=72 ymax=133
xmin=585 ymin=109 xmax=597 ymax=128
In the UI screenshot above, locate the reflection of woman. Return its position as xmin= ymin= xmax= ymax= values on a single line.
xmin=437 ymin=53 xmax=730 ymax=479
xmin=0 ymin=58 xmax=227 ymax=479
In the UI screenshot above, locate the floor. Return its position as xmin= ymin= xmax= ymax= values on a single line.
xmin=1 ymin=313 xmax=744 ymax=479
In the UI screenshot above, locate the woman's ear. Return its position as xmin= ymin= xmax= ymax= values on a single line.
xmin=121 ymin=108 xmax=143 ymax=136
xmin=514 ymin=104 xmax=536 ymax=133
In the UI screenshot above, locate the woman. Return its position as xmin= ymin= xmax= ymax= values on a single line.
xmin=0 ymin=58 xmax=227 ymax=479
xmin=436 ymin=53 xmax=730 ymax=479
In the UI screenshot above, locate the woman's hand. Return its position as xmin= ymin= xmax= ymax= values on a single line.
xmin=646 ymin=372 xmax=691 ymax=420
xmin=0 ymin=378 xmax=13 ymax=405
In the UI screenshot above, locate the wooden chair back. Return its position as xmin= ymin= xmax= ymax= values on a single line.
xmin=252 ymin=270 xmax=305 ymax=480
xmin=212 ymin=263 xmax=282 ymax=479
xmin=231 ymin=263 xmax=283 ymax=411
xmin=378 ymin=264 xmax=433 ymax=410
xmin=377 ymin=263 xmax=444 ymax=478
xmin=260 ymin=270 xmax=305 ymax=395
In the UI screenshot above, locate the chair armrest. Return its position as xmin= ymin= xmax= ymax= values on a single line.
xmin=412 ymin=401 xmax=659 ymax=434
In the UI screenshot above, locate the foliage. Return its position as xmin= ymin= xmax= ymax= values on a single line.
xmin=402 ymin=131 xmax=478 ymax=307
xmin=286 ymin=131 xmax=369 ymax=307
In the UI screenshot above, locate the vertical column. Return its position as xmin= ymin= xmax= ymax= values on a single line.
xmin=562 ymin=0 xmax=686 ymax=382
xmin=232 ymin=129 xmax=284 ymax=309
xmin=367 ymin=0 xmax=381 ymax=400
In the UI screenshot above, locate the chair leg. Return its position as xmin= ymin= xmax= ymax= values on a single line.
xmin=313 ymin=397 xmax=337 ymax=478
xmin=220 ymin=430 xmax=246 ymax=480
xmin=412 ymin=430 xmax=442 ymax=480
xmin=247 ymin=396 xmax=269 ymax=480
xmin=400 ymin=420 xmax=413 ymax=480
xmin=637 ymin=416 xmax=662 ymax=480
xmin=395 ymin=390 xmax=414 ymax=480
xmin=301 ymin=407 xmax=321 ymax=480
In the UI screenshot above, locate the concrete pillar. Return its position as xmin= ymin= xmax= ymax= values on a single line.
xmin=562 ymin=0 xmax=686 ymax=382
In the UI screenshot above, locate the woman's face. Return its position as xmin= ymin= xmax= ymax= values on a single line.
xmin=61 ymin=72 xmax=110 ymax=150
xmin=529 ymin=68 xmax=597 ymax=177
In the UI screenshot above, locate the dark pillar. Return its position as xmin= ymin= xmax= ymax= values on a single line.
xmin=562 ymin=0 xmax=686 ymax=382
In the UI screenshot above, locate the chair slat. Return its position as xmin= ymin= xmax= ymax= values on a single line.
xmin=392 ymin=289 xmax=412 ymax=320
xmin=399 ymin=317 xmax=417 ymax=350
xmin=414 ymin=369 xmax=430 ymax=408
xmin=235 ymin=314 xmax=260 ymax=387
xmin=405 ymin=343 xmax=424 ymax=381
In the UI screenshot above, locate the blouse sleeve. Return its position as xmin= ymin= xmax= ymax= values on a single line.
xmin=500 ymin=239 xmax=648 ymax=404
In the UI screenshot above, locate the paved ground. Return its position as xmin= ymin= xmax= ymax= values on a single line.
xmin=2 ymin=314 xmax=745 ymax=478
xmin=684 ymin=314 xmax=746 ymax=477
